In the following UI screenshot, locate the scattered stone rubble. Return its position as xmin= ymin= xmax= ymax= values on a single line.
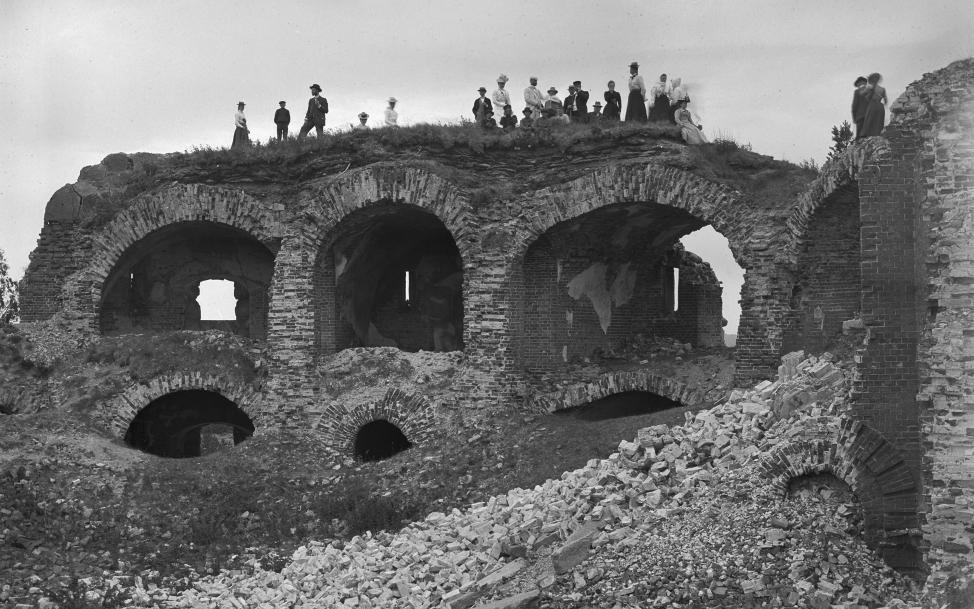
xmin=77 ymin=352 xmax=932 ymax=609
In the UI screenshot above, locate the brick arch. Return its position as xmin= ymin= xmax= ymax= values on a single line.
xmin=529 ymin=370 xmax=705 ymax=413
xmin=758 ymin=416 xmax=918 ymax=568
xmin=102 ymin=372 xmax=264 ymax=438
xmin=512 ymin=163 xmax=752 ymax=267
xmin=70 ymin=184 xmax=281 ymax=320
xmin=317 ymin=388 xmax=438 ymax=457
xmin=782 ymin=138 xmax=889 ymax=265
xmin=265 ymin=165 xmax=470 ymax=367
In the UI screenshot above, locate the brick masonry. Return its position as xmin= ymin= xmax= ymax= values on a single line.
xmin=17 ymin=59 xmax=974 ymax=583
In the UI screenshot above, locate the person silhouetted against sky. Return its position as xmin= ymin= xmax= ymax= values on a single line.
xmin=298 ymin=83 xmax=328 ymax=138
xmin=492 ymin=75 xmax=511 ymax=117
xmin=851 ymin=76 xmax=869 ymax=139
xmin=603 ymin=81 xmax=622 ymax=121
xmin=231 ymin=101 xmax=250 ymax=150
xmin=625 ymin=62 xmax=647 ymax=122
xmin=573 ymin=80 xmax=589 ymax=122
xmin=523 ymin=76 xmax=545 ymax=120
xmin=473 ymin=87 xmax=493 ymax=126
xmin=385 ymin=97 xmax=398 ymax=126
xmin=354 ymin=111 xmax=369 ymax=130
xmin=860 ymin=73 xmax=887 ymax=138
xmin=274 ymin=101 xmax=290 ymax=141
xmin=648 ymin=73 xmax=671 ymax=123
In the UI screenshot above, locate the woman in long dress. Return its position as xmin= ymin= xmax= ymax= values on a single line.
xmin=673 ymin=100 xmax=707 ymax=145
xmin=603 ymin=81 xmax=622 ymax=121
xmin=647 ymin=74 xmax=671 ymax=122
xmin=624 ymin=62 xmax=647 ymax=122
xmin=231 ymin=101 xmax=250 ymax=150
xmin=859 ymin=72 xmax=887 ymax=138
xmin=668 ymin=77 xmax=688 ymax=124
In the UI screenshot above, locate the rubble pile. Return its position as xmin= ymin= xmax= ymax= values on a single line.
xmin=133 ymin=352 xmax=926 ymax=609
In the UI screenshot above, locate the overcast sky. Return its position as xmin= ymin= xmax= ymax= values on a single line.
xmin=1 ymin=1 xmax=971 ymax=332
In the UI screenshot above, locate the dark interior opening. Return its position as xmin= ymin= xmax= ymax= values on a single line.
xmin=124 ymin=390 xmax=255 ymax=458
xmin=99 ymin=221 xmax=277 ymax=339
xmin=354 ymin=419 xmax=413 ymax=462
xmin=556 ymin=390 xmax=683 ymax=421
xmin=323 ymin=205 xmax=463 ymax=353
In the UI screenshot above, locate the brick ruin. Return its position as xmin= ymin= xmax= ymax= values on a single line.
xmin=15 ymin=59 xmax=974 ymax=582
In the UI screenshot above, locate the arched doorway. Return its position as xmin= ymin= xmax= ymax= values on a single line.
xmin=555 ymin=390 xmax=683 ymax=421
xmin=354 ymin=419 xmax=413 ymax=462
xmin=316 ymin=205 xmax=463 ymax=354
xmin=124 ymin=390 xmax=255 ymax=458
xmin=98 ymin=221 xmax=275 ymax=339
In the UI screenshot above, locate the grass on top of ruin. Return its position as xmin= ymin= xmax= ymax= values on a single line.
xmin=179 ymin=119 xmax=684 ymax=164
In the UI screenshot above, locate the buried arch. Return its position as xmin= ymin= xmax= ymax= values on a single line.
xmin=318 ymin=388 xmax=437 ymax=460
xmin=530 ymin=370 xmax=704 ymax=413
xmin=758 ymin=418 xmax=920 ymax=572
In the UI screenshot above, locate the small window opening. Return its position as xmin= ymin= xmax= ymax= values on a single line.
xmin=198 ymin=279 xmax=237 ymax=320
xmin=673 ymin=267 xmax=680 ymax=311
xmin=354 ymin=419 xmax=413 ymax=461
xmin=404 ymin=270 xmax=412 ymax=304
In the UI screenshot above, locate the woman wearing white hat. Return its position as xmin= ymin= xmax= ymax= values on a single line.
xmin=492 ymin=74 xmax=512 ymax=117
xmin=384 ymin=97 xmax=398 ymax=127
xmin=231 ymin=101 xmax=250 ymax=150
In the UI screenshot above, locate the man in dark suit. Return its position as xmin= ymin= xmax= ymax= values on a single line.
xmin=573 ymin=80 xmax=590 ymax=123
xmin=564 ymin=85 xmax=577 ymax=121
xmin=274 ymin=101 xmax=290 ymax=141
xmin=298 ymin=83 xmax=329 ymax=138
xmin=472 ymin=87 xmax=493 ymax=127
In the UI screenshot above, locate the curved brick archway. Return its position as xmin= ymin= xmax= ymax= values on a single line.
xmin=529 ymin=370 xmax=704 ymax=413
xmin=266 ymin=165 xmax=471 ymax=366
xmin=512 ymin=163 xmax=752 ymax=265
xmin=68 ymin=184 xmax=281 ymax=322
xmin=316 ymin=388 xmax=438 ymax=458
xmin=758 ymin=417 xmax=918 ymax=570
xmin=103 ymin=372 xmax=264 ymax=438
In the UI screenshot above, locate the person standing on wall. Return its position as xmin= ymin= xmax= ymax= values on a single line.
xmin=298 ymin=83 xmax=328 ymax=138
xmin=851 ymin=76 xmax=869 ymax=139
xmin=603 ymin=80 xmax=622 ymax=121
xmin=572 ymin=80 xmax=589 ymax=123
xmin=524 ymin=76 xmax=545 ymax=120
xmin=667 ymin=77 xmax=688 ymax=123
xmin=492 ymin=75 xmax=512 ymax=118
xmin=499 ymin=105 xmax=518 ymax=130
xmin=385 ymin=97 xmax=399 ymax=126
xmin=231 ymin=101 xmax=250 ymax=150
xmin=625 ymin=62 xmax=647 ymax=122
xmin=273 ymin=101 xmax=290 ymax=141
xmin=473 ymin=87 xmax=493 ymax=126
xmin=859 ymin=73 xmax=887 ymax=138
xmin=647 ymin=74 xmax=671 ymax=123
xmin=564 ymin=85 xmax=577 ymax=121
xmin=354 ymin=112 xmax=369 ymax=130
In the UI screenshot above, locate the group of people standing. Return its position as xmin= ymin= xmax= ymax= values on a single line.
xmin=851 ymin=73 xmax=887 ymax=140
xmin=232 ymin=84 xmax=401 ymax=148
xmin=465 ymin=63 xmax=706 ymax=144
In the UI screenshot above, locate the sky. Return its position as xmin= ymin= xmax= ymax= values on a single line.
xmin=1 ymin=0 xmax=972 ymax=333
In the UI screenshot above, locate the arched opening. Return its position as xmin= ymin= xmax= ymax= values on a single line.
xmin=316 ymin=205 xmax=463 ymax=354
xmin=556 ymin=391 xmax=682 ymax=421
xmin=680 ymin=226 xmax=743 ymax=347
xmin=518 ymin=202 xmax=738 ymax=370
xmin=786 ymin=472 xmax=864 ymax=536
xmin=782 ymin=183 xmax=861 ymax=353
xmin=124 ymin=390 xmax=255 ymax=458
xmin=354 ymin=419 xmax=412 ymax=462
xmin=98 ymin=221 xmax=276 ymax=339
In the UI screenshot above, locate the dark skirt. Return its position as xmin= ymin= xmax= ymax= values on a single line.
xmin=860 ymin=99 xmax=885 ymax=138
xmin=231 ymin=127 xmax=250 ymax=150
xmin=625 ymin=90 xmax=647 ymax=122
xmin=648 ymin=94 xmax=670 ymax=122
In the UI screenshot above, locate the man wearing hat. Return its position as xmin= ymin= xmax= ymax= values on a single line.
xmin=573 ymin=80 xmax=590 ymax=123
xmin=384 ymin=97 xmax=398 ymax=127
xmin=232 ymin=101 xmax=250 ymax=150
xmin=519 ymin=107 xmax=535 ymax=129
xmin=564 ymin=85 xmax=577 ymax=121
xmin=523 ymin=76 xmax=545 ymax=121
xmin=298 ymin=83 xmax=329 ymax=138
xmin=273 ymin=101 xmax=290 ymax=141
xmin=473 ymin=87 xmax=493 ymax=127
xmin=499 ymin=105 xmax=517 ymax=130
xmin=625 ymin=62 xmax=648 ymax=122
xmin=353 ymin=112 xmax=369 ymax=131
xmin=492 ymin=75 xmax=512 ymax=117
xmin=590 ymin=101 xmax=603 ymax=122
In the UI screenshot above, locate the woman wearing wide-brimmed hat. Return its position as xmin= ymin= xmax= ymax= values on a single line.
xmin=625 ymin=62 xmax=647 ymax=122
